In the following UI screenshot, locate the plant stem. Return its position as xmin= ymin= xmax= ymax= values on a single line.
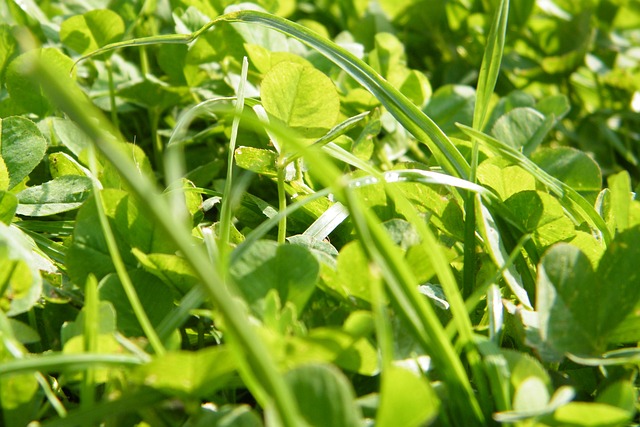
xmin=34 ymin=52 xmax=305 ymax=427
xmin=276 ymin=157 xmax=287 ymax=244
xmin=106 ymin=59 xmax=119 ymax=129
xmin=88 ymin=148 xmax=166 ymax=357
xmin=219 ymin=57 xmax=249 ymax=260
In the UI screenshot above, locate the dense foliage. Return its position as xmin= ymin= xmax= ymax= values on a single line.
xmin=1 ymin=0 xmax=640 ymax=426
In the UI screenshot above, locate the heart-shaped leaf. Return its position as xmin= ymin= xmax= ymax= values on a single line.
xmin=230 ymin=241 xmax=319 ymax=315
xmin=537 ymin=227 xmax=640 ymax=358
xmin=60 ymin=9 xmax=125 ymax=56
xmin=284 ymin=364 xmax=363 ymax=427
xmin=261 ymin=61 xmax=340 ymax=142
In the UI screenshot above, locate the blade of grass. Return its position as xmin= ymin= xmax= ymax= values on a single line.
xmin=30 ymin=44 xmax=306 ymax=427
xmin=76 ymin=11 xmax=470 ymax=180
xmin=473 ymin=0 xmax=510 ymax=132
xmin=81 ymin=275 xmax=99 ymax=410
xmin=219 ymin=57 xmax=249 ymax=260
xmin=87 ymin=148 xmax=166 ymax=356
xmin=465 ymin=0 xmax=510 ymax=299
xmin=458 ymin=124 xmax=612 ymax=244
xmin=0 ymin=353 xmax=144 ymax=376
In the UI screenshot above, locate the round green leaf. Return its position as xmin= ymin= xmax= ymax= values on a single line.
xmin=0 ymin=116 xmax=48 ymax=190
xmin=261 ymin=61 xmax=340 ymax=142
xmin=491 ymin=107 xmax=545 ymax=151
xmin=531 ymin=146 xmax=602 ymax=193
xmin=230 ymin=240 xmax=319 ymax=315
xmin=537 ymin=230 xmax=640 ymax=358
xmin=99 ymin=270 xmax=175 ymax=337
xmin=284 ymin=364 xmax=363 ymax=427
xmin=60 ymin=9 xmax=125 ymax=56
xmin=5 ymin=48 xmax=75 ymax=116
xmin=376 ymin=366 xmax=439 ymax=427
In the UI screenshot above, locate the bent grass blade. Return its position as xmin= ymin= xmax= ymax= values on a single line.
xmin=76 ymin=11 xmax=470 ymax=180
xmin=33 ymin=46 xmax=306 ymax=427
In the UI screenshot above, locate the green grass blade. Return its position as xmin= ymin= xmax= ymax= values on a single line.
xmin=459 ymin=124 xmax=612 ymax=244
xmin=0 ymin=353 xmax=144 ymax=376
xmin=473 ymin=0 xmax=510 ymax=131
xmin=465 ymin=0 xmax=510 ymax=299
xmin=88 ymin=149 xmax=166 ymax=356
xmin=76 ymin=11 xmax=470 ymax=179
xmin=219 ymin=56 xmax=249 ymax=259
xmin=32 ymin=47 xmax=306 ymax=427
xmin=81 ymin=275 xmax=99 ymax=409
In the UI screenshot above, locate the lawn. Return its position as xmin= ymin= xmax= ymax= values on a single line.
xmin=1 ymin=0 xmax=640 ymax=426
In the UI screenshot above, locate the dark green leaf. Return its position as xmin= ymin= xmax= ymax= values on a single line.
xmin=285 ymin=364 xmax=363 ymax=427
xmin=99 ymin=270 xmax=175 ymax=337
xmin=16 ymin=175 xmax=93 ymax=216
xmin=0 ymin=116 xmax=48 ymax=190
xmin=66 ymin=189 xmax=175 ymax=285
xmin=531 ymin=147 xmax=602 ymax=193
xmin=230 ymin=241 xmax=319 ymax=314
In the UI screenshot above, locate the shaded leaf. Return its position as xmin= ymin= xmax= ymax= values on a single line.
xmin=16 ymin=176 xmax=93 ymax=216
xmin=131 ymin=347 xmax=236 ymax=398
xmin=0 ymin=116 xmax=48 ymax=190
xmin=99 ymin=270 xmax=175 ymax=337
xmin=284 ymin=364 xmax=363 ymax=427
xmin=230 ymin=241 xmax=319 ymax=315
xmin=60 ymin=9 xmax=125 ymax=56
xmin=531 ymin=147 xmax=601 ymax=193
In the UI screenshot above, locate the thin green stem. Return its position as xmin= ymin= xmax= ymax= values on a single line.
xmin=276 ymin=157 xmax=287 ymax=244
xmin=35 ymin=373 xmax=67 ymax=417
xmin=105 ymin=59 xmax=119 ymax=129
xmin=219 ymin=57 xmax=249 ymax=260
xmin=34 ymin=51 xmax=305 ymax=427
xmin=81 ymin=275 xmax=98 ymax=411
xmin=88 ymin=149 xmax=166 ymax=357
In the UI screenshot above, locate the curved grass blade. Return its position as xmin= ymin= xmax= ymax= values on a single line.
xmin=473 ymin=0 xmax=510 ymax=132
xmin=41 ymin=389 xmax=166 ymax=427
xmin=465 ymin=0 xmax=510 ymax=298
xmin=0 ymin=353 xmax=144 ymax=376
xmin=459 ymin=124 xmax=611 ymax=244
xmin=219 ymin=57 xmax=249 ymax=259
xmin=76 ymin=11 xmax=470 ymax=179
xmin=33 ymin=44 xmax=306 ymax=427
